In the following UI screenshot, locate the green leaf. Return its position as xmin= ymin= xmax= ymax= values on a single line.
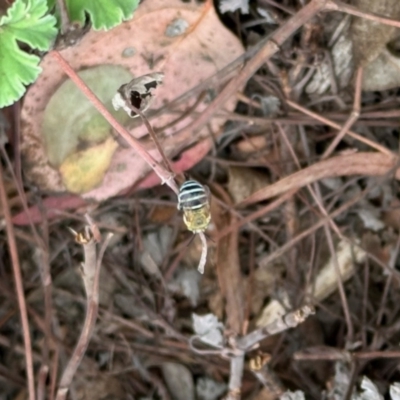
xmin=0 ymin=0 xmax=57 ymax=108
xmin=66 ymin=0 xmax=139 ymax=30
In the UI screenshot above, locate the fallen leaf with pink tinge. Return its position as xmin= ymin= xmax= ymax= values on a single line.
xmin=21 ymin=0 xmax=244 ymax=201
xmin=11 ymin=195 xmax=87 ymax=225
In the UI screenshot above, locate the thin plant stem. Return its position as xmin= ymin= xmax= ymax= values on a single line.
xmin=237 ymin=305 xmax=314 ymax=350
xmin=129 ymin=104 xmax=175 ymax=175
xmin=0 ymin=161 xmax=35 ymax=400
xmin=37 ymin=365 xmax=49 ymax=400
xmin=55 ymin=0 xmax=70 ymax=34
xmin=49 ymin=51 xmax=179 ymax=195
xmin=323 ymin=223 xmax=354 ymax=344
xmin=326 ymin=0 xmax=400 ymax=28
xmin=0 ymin=146 xmax=54 ymax=383
xmin=226 ymin=355 xmax=244 ymax=400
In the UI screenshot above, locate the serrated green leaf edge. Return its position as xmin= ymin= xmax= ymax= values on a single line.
xmin=0 ymin=0 xmax=57 ymax=108
xmin=66 ymin=0 xmax=139 ymax=30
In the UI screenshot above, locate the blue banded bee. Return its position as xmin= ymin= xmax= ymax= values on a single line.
xmin=178 ymin=180 xmax=211 ymax=233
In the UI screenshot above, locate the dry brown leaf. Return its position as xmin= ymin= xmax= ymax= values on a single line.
xmin=351 ymin=0 xmax=400 ymax=67
xmin=21 ymin=0 xmax=244 ymax=200
xmin=362 ymin=42 xmax=400 ymax=91
xmin=148 ymin=204 xmax=177 ymax=224
xmin=228 ymin=166 xmax=270 ymax=204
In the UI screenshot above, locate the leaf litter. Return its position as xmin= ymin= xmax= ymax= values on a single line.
xmin=5 ymin=0 xmax=400 ymax=399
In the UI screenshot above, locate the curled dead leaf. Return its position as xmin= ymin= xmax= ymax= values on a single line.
xmin=112 ymin=72 xmax=164 ymax=117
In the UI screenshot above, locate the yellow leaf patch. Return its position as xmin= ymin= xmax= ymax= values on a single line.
xmin=59 ymin=137 xmax=119 ymax=194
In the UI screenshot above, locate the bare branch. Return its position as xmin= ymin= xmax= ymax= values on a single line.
xmin=55 ymin=227 xmax=113 ymax=400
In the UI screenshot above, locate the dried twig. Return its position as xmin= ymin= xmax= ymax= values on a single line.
xmin=326 ymin=0 xmax=400 ymax=28
xmin=240 ymin=152 xmax=400 ymax=206
xmin=223 ymin=306 xmax=314 ymax=400
xmin=37 ymin=365 xmax=49 ymax=400
xmin=128 ymin=104 xmax=175 ymax=177
xmin=55 ymin=224 xmax=112 ymax=400
xmin=0 ymin=144 xmax=55 ymax=391
xmin=321 ymin=67 xmax=363 ymax=159
xmin=237 ymin=305 xmax=315 ymax=350
xmin=225 ymin=355 xmax=244 ymax=400
xmin=0 ymin=158 xmax=35 ymax=400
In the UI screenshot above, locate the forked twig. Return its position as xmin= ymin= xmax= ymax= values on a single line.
xmin=237 ymin=305 xmax=315 ymax=350
xmin=223 ymin=306 xmax=314 ymax=400
xmin=286 ymin=98 xmax=392 ymax=156
xmin=321 ymin=67 xmax=363 ymax=159
xmin=55 ymin=223 xmax=113 ymax=400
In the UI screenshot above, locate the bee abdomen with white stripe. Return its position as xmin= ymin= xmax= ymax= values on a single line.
xmin=178 ymin=180 xmax=211 ymax=233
